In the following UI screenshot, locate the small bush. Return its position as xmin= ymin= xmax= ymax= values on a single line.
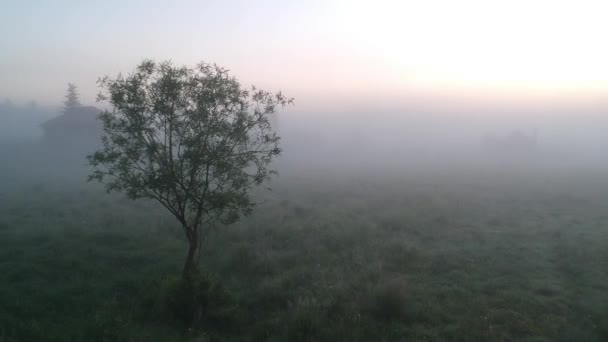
xmin=286 ymin=307 xmax=325 ymax=341
xmin=364 ymin=277 xmax=413 ymax=322
xmin=141 ymin=272 xmax=237 ymax=333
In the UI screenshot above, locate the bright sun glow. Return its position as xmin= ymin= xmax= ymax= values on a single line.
xmin=327 ymin=0 xmax=608 ymax=94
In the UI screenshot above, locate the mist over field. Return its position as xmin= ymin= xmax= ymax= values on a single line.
xmin=4 ymin=90 xmax=608 ymax=342
xmin=3 ymin=0 xmax=608 ymax=341
xmin=3 ymin=97 xmax=608 ymax=341
xmin=5 ymin=99 xmax=608 ymax=178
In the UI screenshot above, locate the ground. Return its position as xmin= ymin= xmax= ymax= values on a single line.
xmin=1 ymin=164 xmax=608 ymax=341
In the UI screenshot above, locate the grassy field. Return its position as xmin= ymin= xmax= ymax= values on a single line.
xmin=1 ymin=161 xmax=608 ymax=341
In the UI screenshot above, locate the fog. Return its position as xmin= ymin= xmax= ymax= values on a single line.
xmin=5 ymin=1 xmax=608 ymax=340
xmin=0 ymin=101 xmax=55 ymax=143
xmin=3 ymin=0 xmax=608 ymax=178
xmin=276 ymin=108 xmax=608 ymax=176
xmin=3 ymin=96 xmax=608 ymax=184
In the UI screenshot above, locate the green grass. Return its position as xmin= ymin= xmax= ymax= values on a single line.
xmin=2 ymin=169 xmax=608 ymax=341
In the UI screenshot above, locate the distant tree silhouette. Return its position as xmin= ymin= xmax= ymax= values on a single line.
xmin=64 ymin=83 xmax=81 ymax=112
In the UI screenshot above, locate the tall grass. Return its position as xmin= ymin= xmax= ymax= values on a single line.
xmin=1 ymin=171 xmax=608 ymax=341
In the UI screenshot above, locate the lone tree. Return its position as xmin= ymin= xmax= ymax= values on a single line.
xmin=87 ymin=60 xmax=291 ymax=280
xmin=64 ymin=83 xmax=81 ymax=111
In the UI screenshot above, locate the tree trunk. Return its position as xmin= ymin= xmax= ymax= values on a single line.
xmin=182 ymin=231 xmax=199 ymax=281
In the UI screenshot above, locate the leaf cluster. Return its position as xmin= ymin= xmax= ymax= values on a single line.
xmin=88 ymin=60 xmax=292 ymax=231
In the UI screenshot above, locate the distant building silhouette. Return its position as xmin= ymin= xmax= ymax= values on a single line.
xmin=41 ymin=106 xmax=102 ymax=152
xmin=481 ymin=130 xmax=538 ymax=154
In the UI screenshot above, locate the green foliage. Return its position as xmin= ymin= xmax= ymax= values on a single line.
xmin=87 ymin=59 xmax=292 ymax=277
xmin=88 ymin=60 xmax=290 ymax=228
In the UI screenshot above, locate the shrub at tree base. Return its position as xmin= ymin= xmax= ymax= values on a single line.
xmin=141 ymin=271 xmax=237 ymax=334
xmin=364 ymin=278 xmax=414 ymax=322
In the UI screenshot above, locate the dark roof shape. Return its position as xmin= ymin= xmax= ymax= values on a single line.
xmin=41 ymin=106 xmax=101 ymax=131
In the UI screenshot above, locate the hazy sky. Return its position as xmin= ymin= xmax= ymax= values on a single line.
xmin=2 ymin=0 xmax=608 ymax=111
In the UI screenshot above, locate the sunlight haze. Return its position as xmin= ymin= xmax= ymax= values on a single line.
xmin=1 ymin=0 xmax=607 ymax=109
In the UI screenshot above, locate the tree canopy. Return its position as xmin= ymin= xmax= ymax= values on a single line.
xmin=87 ymin=60 xmax=292 ymax=278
